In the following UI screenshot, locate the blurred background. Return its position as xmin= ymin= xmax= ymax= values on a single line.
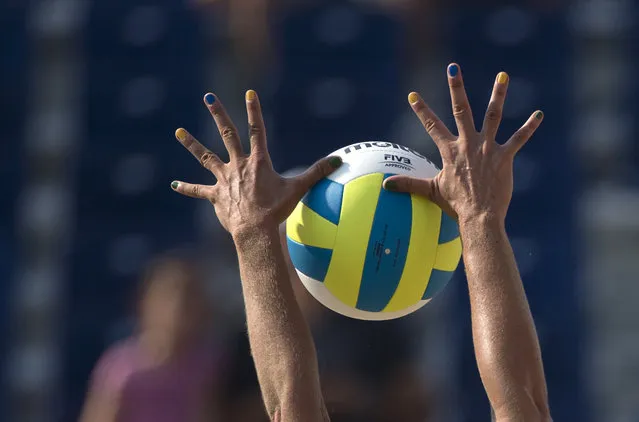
xmin=1 ymin=0 xmax=637 ymax=421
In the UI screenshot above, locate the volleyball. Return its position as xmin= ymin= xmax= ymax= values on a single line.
xmin=286 ymin=142 xmax=462 ymax=321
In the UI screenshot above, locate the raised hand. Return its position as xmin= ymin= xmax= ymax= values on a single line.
xmin=383 ymin=63 xmax=543 ymax=223
xmin=385 ymin=64 xmax=551 ymax=421
xmin=171 ymin=91 xmax=343 ymax=237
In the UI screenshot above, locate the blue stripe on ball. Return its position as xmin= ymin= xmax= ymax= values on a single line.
xmin=301 ymin=178 xmax=344 ymax=225
xmin=422 ymin=269 xmax=454 ymax=300
xmin=438 ymin=212 xmax=459 ymax=244
xmin=287 ymin=237 xmax=333 ymax=281
xmin=356 ymin=179 xmax=412 ymax=312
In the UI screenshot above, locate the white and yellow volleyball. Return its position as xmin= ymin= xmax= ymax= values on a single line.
xmin=286 ymin=141 xmax=462 ymax=321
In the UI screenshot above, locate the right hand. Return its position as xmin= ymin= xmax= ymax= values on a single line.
xmin=383 ymin=63 xmax=544 ymax=224
xmin=171 ymin=90 xmax=342 ymax=238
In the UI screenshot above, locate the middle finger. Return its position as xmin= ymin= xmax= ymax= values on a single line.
xmin=204 ymin=93 xmax=244 ymax=160
xmin=447 ymin=63 xmax=476 ymax=140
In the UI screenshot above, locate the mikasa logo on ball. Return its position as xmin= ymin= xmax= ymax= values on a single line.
xmin=342 ymin=141 xmax=426 ymax=159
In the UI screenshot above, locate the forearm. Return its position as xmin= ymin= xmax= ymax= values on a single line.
xmin=233 ymin=225 xmax=324 ymax=420
xmin=459 ymin=213 xmax=549 ymax=420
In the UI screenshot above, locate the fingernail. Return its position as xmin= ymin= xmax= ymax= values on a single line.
xmin=448 ymin=64 xmax=459 ymax=77
xmin=245 ymin=90 xmax=256 ymax=102
xmin=535 ymin=111 xmax=544 ymax=120
xmin=385 ymin=180 xmax=397 ymax=191
xmin=497 ymin=72 xmax=508 ymax=84
xmin=204 ymin=93 xmax=216 ymax=105
xmin=328 ymin=156 xmax=343 ymax=169
xmin=175 ymin=128 xmax=187 ymax=141
xmin=171 ymin=181 xmax=179 ymax=189
xmin=408 ymin=92 xmax=419 ymax=105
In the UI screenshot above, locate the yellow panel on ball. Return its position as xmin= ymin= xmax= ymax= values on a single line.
xmin=286 ymin=202 xmax=337 ymax=251
xmin=322 ymin=173 xmax=384 ymax=308
xmin=383 ymin=196 xmax=441 ymax=313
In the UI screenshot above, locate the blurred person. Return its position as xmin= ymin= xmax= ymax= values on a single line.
xmin=170 ymin=61 xmax=550 ymax=421
xmin=80 ymin=254 xmax=222 ymax=422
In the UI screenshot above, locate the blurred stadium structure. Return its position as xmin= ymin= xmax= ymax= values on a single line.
xmin=1 ymin=0 xmax=638 ymax=421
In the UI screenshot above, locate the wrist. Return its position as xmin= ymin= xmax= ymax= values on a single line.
xmin=457 ymin=210 xmax=506 ymax=233
xmin=232 ymin=223 xmax=280 ymax=249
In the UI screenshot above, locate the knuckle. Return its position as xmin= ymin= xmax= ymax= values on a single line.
xmin=221 ymin=126 xmax=237 ymax=141
xmin=452 ymin=104 xmax=469 ymax=117
xmin=301 ymin=162 xmax=328 ymax=185
xmin=310 ymin=162 xmax=326 ymax=179
xmin=423 ymin=117 xmax=439 ymax=133
xmin=321 ymin=160 xmax=333 ymax=175
xmin=485 ymin=108 xmax=501 ymax=122
xmin=449 ymin=78 xmax=463 ymax=89
xmin=200 ymin=151 xmax=216 ymax=168
xmin=248 ymin=123 xmax=262 ymax=138
xmin=517 ymin=126 xmax=532 ymax=139
xmin=191 ymin=184 xmax=201 ymax=196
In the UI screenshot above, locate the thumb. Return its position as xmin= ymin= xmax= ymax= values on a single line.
xmin=294 ymin=155 xmax=343 ymax=193
xmin=384 ymin=175 xmax=457 ymax=220
xmin=383 ymin=175 xmax=436 ymax=200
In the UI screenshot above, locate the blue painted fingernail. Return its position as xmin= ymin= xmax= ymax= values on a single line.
xmin=204 ymin=93 xmax=215 ymax=105
xmin=448 ymin=64 xmax=459 ymax=77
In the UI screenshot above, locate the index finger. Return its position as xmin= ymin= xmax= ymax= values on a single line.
xmin=408 ymin=92 xmax=455 ymax=148
xmin=447 ymin=63 xmax=476 ymax=139
xmin=204 ymin=93 xmax=244 ymax=160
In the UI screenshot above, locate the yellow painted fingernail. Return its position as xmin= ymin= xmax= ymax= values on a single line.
xmin=175 ymin=128 xmax=187 ymax=141
xmin=497 ymin=72 xmax=508 ymax=84
xmin=246 ymin=90 xmax=257 ymax=102
xmin=408 ymin=92 xmax=419 ymax=104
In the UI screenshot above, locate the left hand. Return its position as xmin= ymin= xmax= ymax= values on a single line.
xmin=171 ymin=90 xmax=343 ymax=238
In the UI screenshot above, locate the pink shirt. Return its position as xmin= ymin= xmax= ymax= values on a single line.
xmin=90 ymin=337 xmax=219 ymax=422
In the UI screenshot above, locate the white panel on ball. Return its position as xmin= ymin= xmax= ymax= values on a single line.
xmin=327 ymin=141 xmax=440 ymax=184
xmin=297 ymin=272 xmax=431 ymax=321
